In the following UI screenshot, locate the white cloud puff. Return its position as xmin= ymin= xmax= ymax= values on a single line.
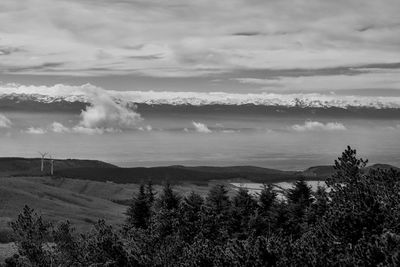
xmin=0 ymin=114 xmax=12 ymax=128
xmin=192 ymin=121 xmax=212 ymax=133
xmin=50 ymin=122 xmax=70 ymax=133
xmin=78 ymin=89 xmax=142 ymax=131
xmin=25 ymin=127 xmax=47 ymax=134
xmin=292 ymin=121 xmax=347 ymax=132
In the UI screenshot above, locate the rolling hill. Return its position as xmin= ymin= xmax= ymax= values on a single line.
xmin=1 ymin=157 xmax=398 ymax=185
xmin=54 ymin=165 xmax=301 ymax=185
xmin=0 ymin=157 xmax=116 ymax=177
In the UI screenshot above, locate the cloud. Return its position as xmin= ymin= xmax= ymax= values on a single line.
xmin=77 ymin=88 xmax=142 ymax=131
xmin=25 ymin=127 xmax=47 ymax=134
xmin=0 ymin=114 xmax=12 ymax=128
xmin=0 ymin=0 xmax=399 ymax=77
xmin=292 ymin=121 xmax=347 ymax=132
xmin=0 ymin=83 xmax=142 ymax=134
xmin=235 ymin=69 xmax=400 ymax=92
xmin=71 ymin=126 xmax=116 ymax=135
xmin=50 ymin=122 xmax=70 ymax=133
xmin=138 ymin=125 xmax=153 ymax=131
xmin=192 ymin=121 xmax=212 ymax=133
xmin=50 ymin=121 xmax=119 ymax=135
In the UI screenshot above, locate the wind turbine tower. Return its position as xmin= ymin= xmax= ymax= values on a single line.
xmin=38 ymin=152 xmax=48 ymax=172
xmin=49 ymin=155 xmax=54 ymax=176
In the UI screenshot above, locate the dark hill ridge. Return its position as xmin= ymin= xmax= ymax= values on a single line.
xmin=0 ymin=157 xmax=398 ymax=184
xmin=0 ymin=157 xmax=116 ymax=176
xmin=54 ymin=166 xmax=300 ymax=185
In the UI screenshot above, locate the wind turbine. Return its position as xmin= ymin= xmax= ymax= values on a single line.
xmin=38 ymin=152 xmax=48 ymax=172
xmin=49 ymin=155 xmax=54 ymax=176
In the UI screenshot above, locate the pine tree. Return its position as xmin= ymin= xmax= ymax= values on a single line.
xmin=287 ymin=179 xmax=313 ymax=207
xmin=157 ymin=182 xmax=181 ymax=210
xmin=145 ymin=180 xmax=157 ymax=205
xmin=126 ymin=184 xmax=151 ymax=229
xmin=10 ymin=205 xmax=53 ymax=266
xmin=258 ymin=184 xmax=277 ymax=215
xmin=205 ymin=184 xmax=230 ymax=213
xmin=179 ymin=192 xmax=204 ymax=242
xmin=286 ymin=179 xmax=313 ymax=236
xmin=327 ymin=145 xmax=368 ymax=187
xmin=231 ymin=188 xmax=258 ymax=237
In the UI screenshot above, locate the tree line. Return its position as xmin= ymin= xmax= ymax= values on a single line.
xmin=3 ymin=146 xmax=400 ymax=266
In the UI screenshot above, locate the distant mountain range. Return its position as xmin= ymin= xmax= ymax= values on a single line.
xmin=0 ymin=157 xmax=398 ymax=185
xmin=1 ymin=93 xmax=400 ymax=118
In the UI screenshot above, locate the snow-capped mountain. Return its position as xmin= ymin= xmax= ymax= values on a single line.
xmin=1 ymin=91 xmax=400 ymax=110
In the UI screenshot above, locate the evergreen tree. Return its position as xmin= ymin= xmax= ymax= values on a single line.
xmin=231 ymin=188 xmax=258 ymax=237
xmin=10 ymin=205 xmax=53 ymax=266
xmin=258 ymin=184 xmax=277 ymax=215
xmin=157 ymin=182 xmax=181 ymax=210
xmin=327 ymin=145 xmax=368 ymax=187
xmin=205 ymin=184 xmax=230 ymax=213
xmin=287 ymin=179 xmax=313 ymax=207
xmin=181 ymin=191 xmax=204 ymax=221
xmin=286 ymin=179 xmax=313 ymax=236
xmin=145 ymin=180 xmax=157 ymax=205
xmin=179 ymin=192 xmax=204 ymax=242
xmin=306 ymin=185 xmax=329 ymax=225
xmin=126 ymin=184 xmax=151 ymax=229
xmin=200 ymin=184 xmax=232 ymax=242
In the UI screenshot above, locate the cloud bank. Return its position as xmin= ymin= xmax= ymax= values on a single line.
xmin=235 ymin=69 xmax=400 ymax=92
xmin=292 ymin=121 xmax=347 ymax=132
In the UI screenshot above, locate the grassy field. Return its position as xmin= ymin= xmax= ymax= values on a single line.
xmin=0 ymin=176 xmax=224 ymax=233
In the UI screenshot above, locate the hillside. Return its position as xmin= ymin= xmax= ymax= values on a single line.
xmin=54 ymin=165 xmax=301 ymax=185
xmin=0 ymin=177 xmax=127 ymax=234
xmin=0 ymin=157 xmax=116 ymax=177
xmin=1 ymin=157 xmax=398 ymax=185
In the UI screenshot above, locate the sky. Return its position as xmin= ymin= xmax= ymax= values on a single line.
xmin=0 ymin=0 xmax=400 ymax=94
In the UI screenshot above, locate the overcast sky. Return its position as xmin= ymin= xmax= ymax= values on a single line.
xmin=0 ymin=0 xmax=400 ymax=94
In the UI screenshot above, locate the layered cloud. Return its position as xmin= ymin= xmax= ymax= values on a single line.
xmin=236 ymin=69 xmax=400 ymax=92
xmin=0 ymin=0 xmax=399 ymax=78
xmin=292 ymin=121 xmax=347 ymax=132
